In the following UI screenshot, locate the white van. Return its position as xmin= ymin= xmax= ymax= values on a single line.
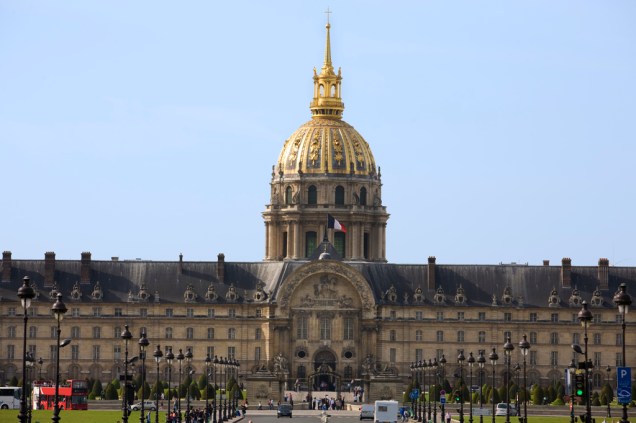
xmin=360 ymin=404 xmax=374 ymax=420
xmin=374 ymin=400 xmax=399 ymax=423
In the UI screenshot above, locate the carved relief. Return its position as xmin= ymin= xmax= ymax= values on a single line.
xmin=455 ymin=285 xmax=466 ymax=305
xmin=569 ymin=287 xmax=582 ymax=307
xmin=70 ymin=281 xmax=82 ymax=301
xmin=49 ymin=283 xmax=60 ymax=301
xmin=91 ymin=281 xmax=103 ymax=301
xmin=433 ymin=286 xmax=445 ymax=305
xmin=205 ymin=283 xmax=218 ymax=302
xmin=183 ymin=284 xmax=197 ymax=303
xmin=413 ymin=287 xmax=425 ymax=303
xmin=548 ymin=288 xmax=561 ymax=307
xmin=590 ymin=287 xmax=603 ymax=307
xmin=226 ymin=284 xmax=239 ymax=302
xmin=501 ymin=286 xmax=513 ymax=305
xmin=385 ymin=285 xmax=397 ymax=303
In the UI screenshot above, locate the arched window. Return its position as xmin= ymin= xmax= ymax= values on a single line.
xmin=320 ymin=317 xmax=331 ymax=340
xmin=319 ymin=84 xmax=325 ymax=97
xmin=305 ymin=231 xmax=317 ymax=257
xmin=297 ymin=315 xmax=308 ymax=339
xmin=335 ymin=186 xmax=345 ymax=205
xmin=360 ymin=187 xmax=367 ymax=205
xmin=308 ymin=185 xmax=317 ymax=205
xmin=285 ymin=186 xmax=293 ymax=205
xmin=344 ymin=365 xmax=353 ymax=380
xmin=297 ymin=365 xmax=307 ymax=378
xmin=331 ymin=84 xmax=337 ymax=97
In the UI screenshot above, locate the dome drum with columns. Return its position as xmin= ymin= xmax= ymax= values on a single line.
xmin=263 ymin=22 xmax=389 ymax=262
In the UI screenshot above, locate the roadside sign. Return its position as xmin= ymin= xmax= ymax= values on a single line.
xmin=617 ymin=367 xmax=632 ymax=405
xmin=440 ymin=396 xmax=446 ymax=404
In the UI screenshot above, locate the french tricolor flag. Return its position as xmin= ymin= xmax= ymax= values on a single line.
xmin=327 ymin=214 xmax=347 ymax=233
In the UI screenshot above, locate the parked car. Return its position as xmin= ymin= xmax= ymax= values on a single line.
xmin=495 ymin=403 xmax=516 ymax=416
xmin=130 ymin=400 xmax=157 ymax=411
xmin=277 ymin=403 xmax=293 ymax=418
xmin=359 ymin=404 xmax=374 ymax=420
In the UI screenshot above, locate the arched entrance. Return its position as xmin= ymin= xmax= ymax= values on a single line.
xmin=311 ymin=350 xmax=339 ymax=392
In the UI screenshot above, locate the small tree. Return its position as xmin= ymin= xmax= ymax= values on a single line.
xmin=188 ymin=381 xmax=201 ymax=400
xmin=90 ymin=379 xmax=102 ymax=400
xmin=9 ymin=376 xmax=19 ymax=387
xmin=198 ymin=374 xmax=208 ymax=390
xmin=104 ymin=382 xmax=119 ymax=400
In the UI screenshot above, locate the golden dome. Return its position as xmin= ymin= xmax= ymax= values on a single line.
xmin=276 ymin=22 xmax=377 ymax=177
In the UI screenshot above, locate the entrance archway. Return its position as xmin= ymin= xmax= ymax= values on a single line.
xmin=311 ymin=350 xmax=338 ymax=392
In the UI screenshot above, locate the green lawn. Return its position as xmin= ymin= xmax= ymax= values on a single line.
xmin=2 ymin=409 xmax=166 ymax=423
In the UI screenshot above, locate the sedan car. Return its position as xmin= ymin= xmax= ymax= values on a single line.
xmin=495 ymin=403 xmax=516 ymax=416
xmin=277 ymin=403 xmax=293 ymax=418
xmin=130 ymin=400 xmax=157 ymax=411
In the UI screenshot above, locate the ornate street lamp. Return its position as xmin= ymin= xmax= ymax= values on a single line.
xmin=176 ymin=349 xmax=184 ymax=423
xmin=613 ymin=283 xmax=631 ymax=423
xmin=411 ymin=363 xmax=417 ymax=421
xmin=121 ymin=325 xmax=133 ymax=423
xmin=488 ymin=348 xmax=498 ymax=423
xmin=51 ymin=293 xmax=68 ymax=423
xmin=221 ymin=357 xmax=228 ymax=421
xmin=514 ymin=364 xmax=521 ymax=416
xmin=17 ymin=276 xmax=35 ymax=423
xmin=519 ymin=335 xmax=530 ymax=423
xmin=503 ymin=337 xmax=514 ymax=423
xmin=427 ymin=359 xmax=433 ymax=422
xmin=184 ymin=348 xmax=193 ymax=423
xmin=568 ymin=360 xmax=577 ymax=423
xmin=415 ymin=361 xmax=422 ymax=422
xmin=213 ymin=356 xmax=219 ymax=423
xmin=26 ymin=352 xmax=35 ymax=423
xmin=467 ymin=352 xmax=475 ymax=423
xmin=205 ymin=355 xmax=211 ymax=423
xmin=138 ymin=331 xmax=149 ymax=423
xmin=153 ymin=345 xmax=163 ymax=423
xmin=432 ymin=358 xmax=439 ymax=423
xmin=165 ymin=347 xmax=174 ymax=423
xmin=577 ymin=301 xmax=593 ymax=423
xmin=477 ymin=351 xmax=486 ymax=423
xmin=458 ymin=350 xmax=465 ymax=423
xmin=422 ymin=360 xmax=428 ymax=423
xmin=606 ymin=365 xmax=611 ymax=419
xmin=439 ymin=355 xmax=447 ymax=423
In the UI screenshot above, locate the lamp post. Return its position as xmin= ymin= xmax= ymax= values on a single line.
xmin=206 ymin=355 xmax=211 ymax=423
xmin=477 ymin=351 xmax=486 ymax=423
xmin=51 ymin=293 xmax=68 ymax=423
xmin=606 ymin=365 xmax=611 ymax=418
xmin=488 ymin=348 xmax=498 ymax=423
xmin=138 ymin=331 xmax=149 ymax=423
xmin=613 ymin=283 xmax=631 ymax=423
xmin=165 ymin=348 xmax=174 ymax=423
xmin=411 ymin=363 xmax=417 ymax=422
xmin=503 ymin=337 xmax=514 ymax=423
xmin=17 ymin=276 xmax=35 ymax=423
xmin=467 ymin=352 xmax=475 ymax=423
xmin=153 ymin=345 xmax=163 ymax=423
xmin=428 ymin=359 xmax=433 ymax=422
xmin=422 ymin=360 xmax=428 ymax=423
xmin=121 ymin=325 xmax=133 ymax=423
xmin=184 ymin=348 xmax=192 ymax=423
xmin=213 ymin=356 xmax=218 ymax=423
xmin=176 ymin=349 xmax=184 ymax=423
xmin=458 ymin=350 xmax=465 ymax=423
xmin=26 ymin=352 xmax=35 ymax=423
xmin=432 ymin=358 xmax=439 ymax=423
xmin=569 ymin=360 xmax=577 ymax=423
xmin=222 ymin=357 xmax=228 ymax=421
xmin=514 ymin=364 xmax=521 ymax=417
xmin=519 ymin=335 xmax=530 ymax=423
xmin=38 ymin=357 xmax=44 ymax=381
xmin=578 ymin=301 xmax=593 ymax=423
xmin=440 ymin=355 xmax=447 ymax=423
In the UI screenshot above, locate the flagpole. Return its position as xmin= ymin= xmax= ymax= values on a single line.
xmin=324 ymin=214 xmax=329 ymax=241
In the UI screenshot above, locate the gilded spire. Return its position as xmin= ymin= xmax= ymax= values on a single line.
xmin=310 ymin=17 xmax=344 ymax=119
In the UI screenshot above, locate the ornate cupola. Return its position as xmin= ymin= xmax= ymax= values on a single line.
xmin=263 ymin=19 xmax=389 ymax=262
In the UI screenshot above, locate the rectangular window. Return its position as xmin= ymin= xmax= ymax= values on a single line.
xmin=305 ymin=231 xmax=317 ymax=257
xmin=436 ymin=331 xmax=444 ymax=342
xmin=550 ymin=332 xmax=559 ymax=345
xmin=594 ymin=352 xmax=601 ymax=367
xmin=415 ymin=311 xmax=423 ymax=320
xmin=343 ymin=317 xmax=354 ymax=340
xmin=504 ymin=312 xmax=512 ymax=322
xmin=334 ymin=232 xmax=345 ymax=258
xmin=72 ymin=308 xmax=80 ymax=317
xmin=389 ymin=310 xmax=396 ymax=320
xmin=166 ymin=309 xmax=173 ymax=317
xmin=389 ymin=330 xmax=396 ymax=341
xmin=415 ymin=330 xmax=423 ymax=341
xmin=28 ymin=345 xmax=36 ymax=356
xmin=529 ymin=332 xmax=537 ymax=344
xmin=529 ymin=313 xmax=537 ymax=322
xmin=208 ymin=309 xmax=215 ymax=318
xmin=71 ymin=327 xmax=80 ymax=339
xmin=114 ymin=326 xmax=121 ymax=339
xmin=50 ymin=326 xmax=56 ymax=339
xmin=415 ymin=349 xmax=423 ymax=362
xmin=71 ymin=345 xmax=79 ymax=360
xmin=457 ymin=331 xmax=464 ymax=342
xmin=551 ymin=313 xmax=559 ymax=323
xmin=28 ymin=307 xmax=36 ymax=316
xmin=7 ymin=345 xmax=15 ymax=360
xmin=436 ymin=312 xmax=444 ymax=321
xmin=255 ymin=308 xmax=262 ymax=318
xmin=114 ymin=308 xmax=123 ymax=317
xmin=504 ymin=331 xmax=511 ymax=341
xmin=478 ymin=331 xmax=486 ymax=343
xmin=228 ymin=328 xmax=236 ymax=340
xmin=93 ymin=327 xmax=101 ymax=339
xmin=165 ymin=327 xmax=173 ymax=339
xmin=8 ymin=307 xmax=16 ymax=316
xmin=29 ymin=326 xmax=37 ymax=338
xmin=140 ymin=308 xmax=147 ymax=317
xmin=616 ymin=333 xmax=623 ymax=346
xmin=530 ymin=351 xmax=537 ymax=366
xmin=550 ymin=351 xmax=558 ymax=366
xmin=255 ymin=346 xmax=261 ymax=362
xmin=297 ymin=316 xmax=308 ymax=340
xmin=186 ymin=328 xmax=194 ymax=339
xmin=573 ymin=333 xmax=580 ymax=345
xmin=457 ymin=312 xmax=465 ymax=321
xmin=478 ymin=312 xmax=486 ymax=321
xmin=114 ymin=345 xmax=121 ymax=361
xmin=593 ymin=333 xmax=601 ymax=345
xmin=228 ymin=308 xmax=236 ymax=318
xmin=50 ymin=345 xmax=57 ymax=361
xmin=207 ymin=346 xmax=214 ymax=358
xmin=255 ymin=328 xmax=262 ymax=340
xmin=593 ymin=314 xmax=601 ymax=324
xmin=320 ymin=317 xmax=331 ymax=340
xmin=93 ymin=307 xmax=101 ymax=317
xmin=616 ymin=352 xmax=623 ymax=367
xmin=8 ymin=326 xmax=16 ymax=338
xmin=93 ymin=345 xmax=100 ymax=360
xmin=187 ymin=308 xmax=194 ymax=318
xmin=207 ymin=328 xmax=214 ymax=340
xmin=389 ymin=348 xmax=396 ymax=364
xmin=228 ymin=346 xmax=236 ymax=360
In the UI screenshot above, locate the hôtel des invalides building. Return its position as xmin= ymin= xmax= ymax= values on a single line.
xmin=0 ymin=22 xmax=633 ymax=403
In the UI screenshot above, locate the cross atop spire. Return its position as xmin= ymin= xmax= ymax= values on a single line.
xmin=325 ymin=7 xmax=332 ymax=24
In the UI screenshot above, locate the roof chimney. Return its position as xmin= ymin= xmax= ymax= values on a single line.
xmin=178 ymin=253 xmax=183 ymax=275
xmin=561 ymin=257 xmax=572 ymax=288
xmin=2 ymin=251 xmax=11 ymax=282
xmin=427 ymin=256 xmax=436 ymax=290
xmin=543 ymin=260 xmax=550 ymax=266
xmin=44 ymin=251 xmax=56 ymax=286
xmin=80 ymin=252 xmax=92 ymax=284
xmin=597 ymin=258 xmax=609 ymax=290
xmin=217 ymin=253 xmax=225 ymax=283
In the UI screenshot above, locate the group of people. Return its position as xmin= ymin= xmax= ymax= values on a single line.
xmin=309 ymin=396 xmax=345 ymax=410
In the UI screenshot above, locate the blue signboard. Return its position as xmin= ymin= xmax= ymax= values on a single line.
xmin=617 ymin=367 xmax=632 ymax=405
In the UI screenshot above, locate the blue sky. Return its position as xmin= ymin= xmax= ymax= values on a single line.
xmin=2 ymin=1 xmax=635 ymax=266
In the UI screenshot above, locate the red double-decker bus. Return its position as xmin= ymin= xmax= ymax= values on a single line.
xmin=33 ymin=379 xmax=88 ymax=410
